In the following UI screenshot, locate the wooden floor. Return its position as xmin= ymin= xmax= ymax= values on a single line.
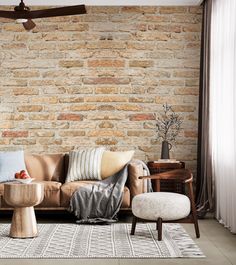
xmin=0 ymin=214 xmax=236 ymax=265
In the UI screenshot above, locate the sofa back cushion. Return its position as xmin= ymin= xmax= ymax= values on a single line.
xmin=25 ymin=154 xmax=65 ymax=182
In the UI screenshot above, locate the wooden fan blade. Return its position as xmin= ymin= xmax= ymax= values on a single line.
xmin=23 ymin=19 xmax=36 ymax=30
xmin=29 ymin=5 xmax=86 ymax=19
xmin=0 ymin=10 xmax=31 ymax=19
xmin=0 ymin=10 xmax=18 ymax=19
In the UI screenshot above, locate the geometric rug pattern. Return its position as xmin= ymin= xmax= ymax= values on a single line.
xmin=0 ymin=223 xmax=205 ymax=258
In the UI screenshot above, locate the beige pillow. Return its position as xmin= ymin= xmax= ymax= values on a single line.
xmin=101 ymin=150 xmax=135 ymax=179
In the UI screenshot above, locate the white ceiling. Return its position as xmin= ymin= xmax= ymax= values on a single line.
xmin=0 ymin=0 xmax=203 ymax=6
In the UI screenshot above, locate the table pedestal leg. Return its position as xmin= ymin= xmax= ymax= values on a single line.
xmin=10 ymin=206 xmax=38 ymax=238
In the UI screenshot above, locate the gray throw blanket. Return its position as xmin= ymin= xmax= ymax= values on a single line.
xmin=69 ymin=160 xmax=151 ymax=224
xmin=69 ymin=165 xmax=128 ymax=224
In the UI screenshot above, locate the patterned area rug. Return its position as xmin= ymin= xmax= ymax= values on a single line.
xmin=0 ymin=223 xmax=204 ymax=258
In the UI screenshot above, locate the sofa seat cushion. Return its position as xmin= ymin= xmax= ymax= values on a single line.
xmin=34 ymin=181 xmax=61 ymax=208
xmin=60 ymin=181 xmax=130 ymax=208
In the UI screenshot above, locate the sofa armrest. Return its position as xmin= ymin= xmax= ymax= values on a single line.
xmin=128 ymin=162 xmax=148 ymax=200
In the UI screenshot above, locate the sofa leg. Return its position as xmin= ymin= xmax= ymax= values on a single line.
xmin=157 ymin=217 xmax=162 ymax=241
xmin=131 ymin=216 xmax=137 ymax=235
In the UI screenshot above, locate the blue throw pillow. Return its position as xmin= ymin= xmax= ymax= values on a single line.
xmin=0 ymin=150 xmax=27 ymax=183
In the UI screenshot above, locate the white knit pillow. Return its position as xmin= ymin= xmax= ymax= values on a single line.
xmin=65 ymin=147 xmax=105 ymax=183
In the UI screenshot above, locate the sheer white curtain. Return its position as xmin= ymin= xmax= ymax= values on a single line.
xmin=210 ymin=0 xmax=236 ymax=232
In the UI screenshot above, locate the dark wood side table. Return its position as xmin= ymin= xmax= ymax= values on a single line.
xmin=147 ymin=161 xmax=185 ymax=193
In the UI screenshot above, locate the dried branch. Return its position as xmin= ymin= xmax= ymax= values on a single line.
xmin=156 ymin=103 xmax=183 ymax=143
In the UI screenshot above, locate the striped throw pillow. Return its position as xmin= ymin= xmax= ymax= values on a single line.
xmin=65 ymin=147 xmax=105 ymax=182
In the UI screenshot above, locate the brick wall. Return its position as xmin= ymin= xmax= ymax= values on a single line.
xmin=0 ymin=6 xmax=202 ymax=171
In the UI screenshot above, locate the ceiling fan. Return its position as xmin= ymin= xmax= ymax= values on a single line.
xmin=0 ymin=0 xmax=86 ymax=31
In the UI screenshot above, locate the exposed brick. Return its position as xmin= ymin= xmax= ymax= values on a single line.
xmin=12 ymin=139 xmax=36 ymax=145
xmin=173 ymin=70 xmax=199 ymax=78
xmin=135 ymin=32 xmax=170 ymax=41
xmin=116 ymin=104 xmax=142 ymax=111
xmin=12 ymin=70 xmax=40 ymax=78
xmin=35 ymin=131 xmax=55 ymax=137
xmin=129 ymin=60 xmax=154 ymax=68
xmin=121 ymin=6 xmax=141 ymax=13
xmin=95 ymin=138 xmax=118 ymax=145
xmin=173 ymin=105 xmax=195 ymax=112
xmin=59 ymin=97 xmax=84 ymax=103
xmin=59 ymin=60 xmax=84 ymax=68
xmin=57 ymin=114 xmax=83 ymax=121
xmin=155 ymin=96 xmax=178 ymax=104
xmin=145 ymin=15 xmax=171 ymax=23
xmin=13 ymin=88 xmax=39 ymax=96
xmin=2 ymin=131 xmax=28 ymax=138
xmin=129 ymin=114 xmax=156 ymax=121
xmin=38 ymin=138 xmax=62 ymax=145
xmin=3 ymin=79 xmax=27 ymax=86
xmin=97 ymin=105 xmax=116 ymax=111
xmin=58 ymin=42 xmax=86 ymax=51
xmin=186 ymin=79 xmax=200 ymax=86
xmin=28 ymin=42 xmax=56 ymax=51
xmin=29 ymin=114 xmax=55 ymax=120
xmin=58 ymin=24 xmax=89 ymax=31
xmin=138 ymin=145 xmax=157 ymax=152
xmin=95 ymin=87 xmax=118 ymax=94
xmin=88 ymin=130 xmax=125 ymax=137
xmin=98 ymin=121 xmax=114 ymax=129
xmin=70 ymin=105 xmax=97 ymax=111
xmin=189 ymin=7 xmax=203 ymax=14
xmin=17 ymin=105 xmax=43 ymax=112
xmin=85 ymin=96 xmax=128 ymax=102
xmin=86 ymin=41 xmax=126 ymax=50
xmin=184 ymin=130 xmax=198 ymax=137
xmin=127 ymin=131 xmax=154 ymax=137
xmin=88 ymin=114 xmax=126 ymax=120
xmin=29 ymin=80 xmax=54 ymax=86
xmin=159 ymin=7 xmax=188 ymax=14
xmin=148 ymin=24 xmax=181 ymax=33
xmin=83 ymin=77 xmax=130 ymax=85
xmin=0 ymin=139 xmax=10 ymax=145
xmin=183 ymin=24 xmax=201 ymax=32
xmin=129 ymin=97 xmax=155 ymax=103
xmin=2 ymin=43 xmax=26 ymax=49
xmin=31 ymin=97 xmax=58 ymax=104
xmin=143 ymin=121 xmax=156 ymax=129
xmin=59 ymin=131 xmax=86 ymax=137
xmin=3 ymin=24 xmax=25 ymax=32
xmin=88 ymin=60 xmax=125 ymax=68
xmin=0 ymin=5 xmax=201 ymax=171
xmin=174 ymin=87 xmax=199 ymax=95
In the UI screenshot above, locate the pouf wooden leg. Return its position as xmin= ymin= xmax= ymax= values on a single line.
xmin=157 ymin=217 xmax=162 ymax=241
xmin=131 ymin=216 xmax=137 ymax=235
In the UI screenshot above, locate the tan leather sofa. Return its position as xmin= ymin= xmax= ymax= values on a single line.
xmin=0 ymin=154 xmax=147 ymax=210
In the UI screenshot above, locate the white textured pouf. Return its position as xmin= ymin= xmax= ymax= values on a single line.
xmin=132 ymin=192 xmax=191 ymax=221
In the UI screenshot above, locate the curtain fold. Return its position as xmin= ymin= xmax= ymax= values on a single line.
xmin=210 ymin=0 xmax=236 ymax=233
xmin=196 ymin=0 xmax=214 ymax=217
